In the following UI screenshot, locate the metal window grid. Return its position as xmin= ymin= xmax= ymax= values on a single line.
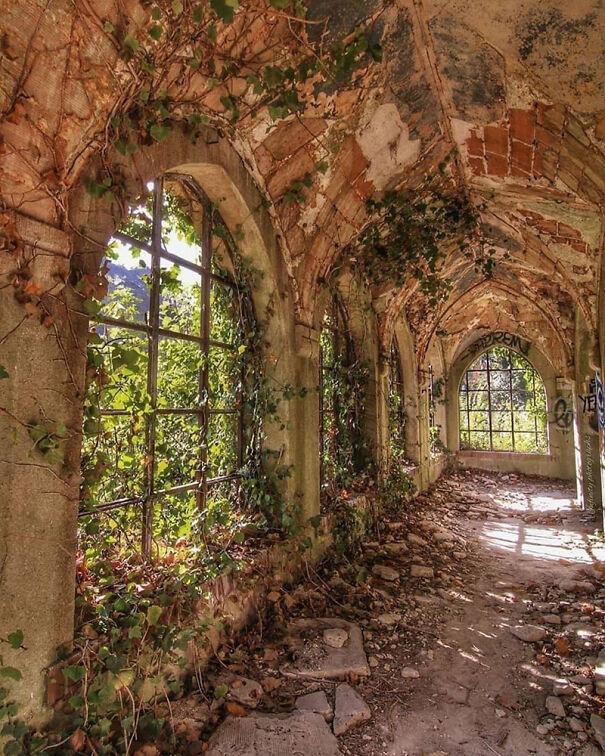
xmin=80 ymin=174 xmax=251 ymax=556
xmin=388 ymin=339 xmax=406 ymax=448
xmin=318 ymin=293 xmax=353 ymax=488
xmin=459 ymin=348 xmax=547 ymax=453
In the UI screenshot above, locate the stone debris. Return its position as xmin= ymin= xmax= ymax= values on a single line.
xmin=295 ymin=691 xmax=333 ymax=721
xmin=545 ymin=695 xmax=565 ymax=717
xmin=281 ymin=618 xmax=370 ymax=679
xmin=372 ymin=564 xmax=399 ymax=581
xmin=401 ymin=667 xmax=420 ymax=679
xmin=377 ymin=613 xmax=401 ymax=627
xmin=591 ymin=713 xmax=605 ymax=751
xmin=407 ymin=533 xmax=427 ymax=546
xmin=332 ymin=683 xmax=371 ymax=735
xmin=323 ymin=628 xmax=348 ymax=649
xmin=410 ymin=565 xmax=434 ymax=578
xmin=511 ymin=625 xmax=547 ymax=643
xmin=206 ymin=712 xmax=342 ymax=755
xmin=384 ymin=542 xmax=409 ymax=556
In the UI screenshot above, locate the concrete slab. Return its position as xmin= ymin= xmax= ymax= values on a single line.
xmin=206 ymin=711 xmax=342 ymax=755
xmin=281 ymin=618 xmax=371 ymax=679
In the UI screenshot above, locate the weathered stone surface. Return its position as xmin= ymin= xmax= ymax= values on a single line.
xmin=206 ymin=711 xmax=342 ymax=755
xmin=333 ymin=684 xmax=371 ymax=735
xmin=384 ymin=542 xmax=409 ymax=556
xmin=372 ymin=564 xmax=400 ymax=581
xmin=295 ymin=691 xmax=333 ymax=721
xmin=377 ymin=613 xmax=401 ymax=627
xmin=511 ymin=625 xmax=547 ymax=643
xmin=407 ymin=533 xmax=428 ymax=546
xmin=281 ymin=618 xmax=370 ymax=679
xmin=401 ymin=667 xmax=420 ymax=679
xmin=323 ymin=628 xmax=348 ymax=649
xmin=227 ymin=677 xmax=264 ymax=709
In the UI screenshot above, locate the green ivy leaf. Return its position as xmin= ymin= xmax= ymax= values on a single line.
xmin=0 ymin=668 xmax=21 ymax=682
xmin=211 ymin=0 xmax=239 ymax=24
xmin=123 ymin=35 xmax=139 ymax=53
xmin=172 ymin=0 xmax=184 ymax=14
xmin=63 ymin=665 xmax=86 ymax=682
xmin=0 ymin=365 xmax=8 ymax=380
xmin=270 ymin=0 xmax=291 ymax=7
xmin=146 ymin=605 xmax=162 ymax=626
xmin=149 ymin=124 xmax=171 ymax=142
xmin=103 ymin=20 xmax=115 ymax=33
xmin=214 ymin=683 xmax=228 ymax=699
xmin=148 ymin=24 xmax=162 ymax=40
xmin=7 ymin=631 xmax=23 ymax=650
xmin=115 ymin=140 xmax=137 ymax=156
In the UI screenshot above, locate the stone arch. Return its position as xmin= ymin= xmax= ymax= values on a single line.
xmin=445 ymin=331 xmax=576 ymax=479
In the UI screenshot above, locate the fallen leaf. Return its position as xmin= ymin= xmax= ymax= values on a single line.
xmin=70 ymin=729 xmax=86 ymax=752
xmin=226 ymin=702 xmax=248 ymax=717
xmin=262 ymin=676 xmax=282 ymax=692
xmin=555 ymin=638 xmax=570 ymax=657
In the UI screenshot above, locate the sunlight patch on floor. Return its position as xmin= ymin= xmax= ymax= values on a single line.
xmin=480 ymin=520 xmax=595 ymax=563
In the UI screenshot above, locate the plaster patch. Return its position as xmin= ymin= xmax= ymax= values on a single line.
xmin=356 ymin=104 xmax=420 ymax=190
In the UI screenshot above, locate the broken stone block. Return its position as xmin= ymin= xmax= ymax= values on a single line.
xmin=372 ymin=564 xmax=399 ymax=581
xmin=410 ymin=565 xmax=434 ymax=578
xmin=591 ymin=713 xmax=605 ymax=750
xmin=552 ymin=680 xmax=574 ymax=696
xmin=401 ymin=667 xmax=420 ymax=679
xmin=377 ymin=613 xmax=401 ymax=627
xmin=206 ymin=711 xmax=342 ymax=755
xmin=545 ymin=695 xmax=565 ymax=717
xmin=333 ymin=684 xmax=371 ymax=735
xmin=407 ymin=533 xmax=427 ymax=546
xmin=511 ymin=625 xmax=546 ymax=642
xmin=542 ymin=614 xmax=562 ymax=625
xmin=384 ymin=542 xmax=408 ymax=556
xmin=295 ymin=690 xmax=333 ymax=721
xmin=227 ymin=677 xmax=264 ymax=709
xmin=281 ymin=618 xmax=370 ymax=679
xmin=323 ymin=628 xmax=348 ymax=649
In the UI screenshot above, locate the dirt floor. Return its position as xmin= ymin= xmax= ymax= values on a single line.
xmin=172 ymin=469 xmax=605 ymax=756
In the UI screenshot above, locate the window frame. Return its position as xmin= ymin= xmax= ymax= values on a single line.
xmin=80 ymin=174 xmax=252 ymax=556
xmin=318 ymin=292 xmax=354 ymax=490
xmin=458 ymin=347 xmax=548 ymax=454
xmin=388 ymin=338 xmax=406 ymax=459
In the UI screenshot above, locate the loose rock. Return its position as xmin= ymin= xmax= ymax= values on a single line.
xmin=333 ymin=684 xmax=371 ymax=736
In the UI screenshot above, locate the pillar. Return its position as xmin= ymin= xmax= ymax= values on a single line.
xmin=0 ymin=214 xmax=85 ymax=723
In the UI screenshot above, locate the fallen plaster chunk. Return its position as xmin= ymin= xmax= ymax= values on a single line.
xmin=206 ymin=711 xmax=342 ymax=755
xmin=295 ymin=690 xmax=333 ymax=721
xmin=281 ymin=618 xmax=370 ymax=679
xmin=333 ymin=683 xmax=371 ymax=735
xmin=511 ymin=625 xmax=547 ymax=643
xmin=545 ymin=696 xmax=565 ymax=717
xmin=401 ymin=667 xmax=420 ymax=679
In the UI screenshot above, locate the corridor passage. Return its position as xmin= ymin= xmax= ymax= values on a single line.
xmin=200 ymin=470 xmax=605 ymax=756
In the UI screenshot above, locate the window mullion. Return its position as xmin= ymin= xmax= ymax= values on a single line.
xmin=142 ymin=177 xmax=163 ymax=558
xmin=199 ymin=196 xmax=212 ymax=511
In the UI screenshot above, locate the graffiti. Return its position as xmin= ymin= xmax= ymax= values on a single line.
xmin=553 ymin=397 xmax=573 ymax=430
xmin=461 ymin=331 xmax=531 ymax=362
xmin=596 ymin=372 xmax=605 ymax=429
xmin=578 ymin=376 xmax=600 ymax=432
xmin=583 ymin=433 xmax=596 ymax=512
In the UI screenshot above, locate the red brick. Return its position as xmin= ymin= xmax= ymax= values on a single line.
xmin=468 ymin=156 xmax=486 ymax=175
xmin=337 ymin=136 xmax=368 ymax=183
xmin=509 ymin=108 xmax=536 ymax=145
xmin=266 ymin=149 xmax=315 ymax=200
xmin=485 ymin=152 xmax=508 ymax=177
xmin=532 ymin=149 xmax=543 ymax=177
xmin=535 ymin=125 xmax=553 ymax=148
xmin=511 ymin=140 xmax=533 ymax=173
xmin=484 ymin=125 xmax=509 ymax=156
xmin=536 ymin=218 xmax=559 ymax=235
xmin=334 ymin=187 xmax=365 ymax=225
xmin=262 ymin=118 xmax=326 ymax=162
xmin=510 ymin=163 xmax=531 ymax=179
xmin=556 ymin=222 xmax=582 ymax=240
xmin=253 ymin=144 xmax=274 ymax=176
xmin=569 ymin=241 xmax=588 ymax=253
xmin=466 ymin=130 xmax=484 ymax=157
xmin=352 ymin=172 xmax=375 ymax=200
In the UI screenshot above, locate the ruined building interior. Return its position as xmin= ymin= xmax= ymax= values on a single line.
xmin=0 ymin=1 xmax=604 ymax=754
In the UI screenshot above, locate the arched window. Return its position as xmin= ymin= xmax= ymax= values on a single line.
xmin=388 ymin=339 xmax=406 ymax=461
xmin=80 ymin=174 xmax=254 ymax=556
xmin=319 ymin=293 xmax=355 ymax=495
xmin=459 ymin=347 xmax=548 ymax=453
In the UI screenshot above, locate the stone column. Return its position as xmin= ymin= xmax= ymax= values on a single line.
xmin=293 ymin=323 xmax=321 ymax=523
xmin=574 ymin=313 xmax=603 ymax=524
xmin=0 ymin=214 xmax=85 ymax=724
